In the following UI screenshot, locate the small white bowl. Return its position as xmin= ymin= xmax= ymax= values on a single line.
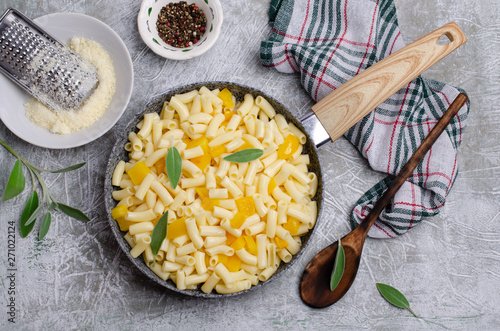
xmin=138 ymin=0 xmax=223 ymax=60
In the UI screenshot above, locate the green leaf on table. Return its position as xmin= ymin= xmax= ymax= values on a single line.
xmin=57 ymin=203 xmax=90 ymax=222
xmin=24 ymin=203 xmax=43 ymax=226
xmin=2 ymin=159 xmax=25 ymax=201
xmin=330 ymin=236 xmax=345 ymax=291
xmin=48 ymin=162 xmax=86 ymax=173
xmin=166 ymin=146 xmax=182 ymax=189
xmin=376 ymin=283 xmax=418 ymax=317
xmin=38 ymin=212 xmax=52 ymax=240
xmin=150 ymin=211 xmax=168 ymax=262
xmin=223 ymin=148 xmax=264 ymax=163
xmin=20 ymin=190 xmax=39 ymax=237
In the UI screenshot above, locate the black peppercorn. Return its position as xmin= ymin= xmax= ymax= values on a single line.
xmin=156 ymin=2 xmax=207 ymax=48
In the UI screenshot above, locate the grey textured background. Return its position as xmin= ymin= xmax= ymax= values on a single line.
xmin=1 ymin=0 xmax=499 ymax=330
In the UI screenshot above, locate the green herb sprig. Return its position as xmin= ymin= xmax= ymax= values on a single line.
xmin=150 ymin=211 xmax=169 ymax=266
xmin=376 ymin=283 xmax=418 ymax=317
xmin=223 ymin=148 xmax=264 ymax=163
xmin=1 ymin=138 xmax=90 ymax=240
xmin=166 ymin=146 xmax=182 ymax=189
xmin=330 ymin=235 xmax=345 ymax=291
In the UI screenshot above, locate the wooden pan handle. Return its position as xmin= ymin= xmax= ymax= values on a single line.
xmin=311 ymin=22 xmax=467 ymax=143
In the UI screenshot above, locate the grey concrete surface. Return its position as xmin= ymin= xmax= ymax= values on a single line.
xmin=0 ymin=0 xmax=499 ymax=329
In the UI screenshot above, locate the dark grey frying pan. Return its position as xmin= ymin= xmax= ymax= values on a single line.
xmin=104 ymin=81 xmax=324 ymax=298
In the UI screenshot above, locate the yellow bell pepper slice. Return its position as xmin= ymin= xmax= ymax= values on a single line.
xmin=283 ymin=217 xmax=300 ymax=235
xmin=218 ymin=88 xmax=235 ymax=108
xmin=224 ymin=255 xmax=242 ymax=272
xmin=154 ymin=157 xmax=166 ymax=176
xmin=126 ymin=161 xmax=152 ymax=185
xmin=201 ymin=197 xmax=219 ymax=212
xmin=209 ymin=145 xmax=226 ymax=159
xmin=275 ymin=236 xmax=289 ymax=249
xmin=243 ymin=235 xmax=258 ymax=255
xmin=235 ymin=139 xmax=254 ymax=152
xmin=217 ymin=254 xmax=228 ymax=264
xmin=187 ymin=136 xmax=211 ymax=172
xmin=277 ymin=133 xmax=300 ymax=159
xmin=235 ymin=196 xmax=255 ymax=217
xmin=230 ymin=236 xmax=246 ymax=251
xmin=191 ymin=154 xmax=211 ymax=173
xmin=268 ymin=178 xmax=276 ymax=195
xmin=111 ymin=204 xmax=128 ymax=220
xmin=186 ymin=136 xmax=208 ymax=150
xmin=166 ymin=217 xmax=187 ymax=239
xmin=223 ymin=110 xmax=234 ymax=122
xmin=226 ymin=233 xmax=237 ymax=246
xmin=115 ymin=217 xmax=135 ymax=232
xmin=230 ymin=211 xmax=246 ymax=229
xmin=196 ymin=188 xmax=220 ymax=211
xmin=196 ymin=188 xmax=210 ymax=199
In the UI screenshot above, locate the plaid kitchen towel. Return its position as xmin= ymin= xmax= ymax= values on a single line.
xmin=260 ymin=0 xmax=470 ymax=238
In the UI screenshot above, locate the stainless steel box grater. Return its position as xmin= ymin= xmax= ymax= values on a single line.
xmin=0 ymin=8 xmax=99 ymax=111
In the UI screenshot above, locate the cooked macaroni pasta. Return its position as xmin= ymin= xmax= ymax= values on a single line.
xmin=110 ymin=87 xmax=318 ymax=294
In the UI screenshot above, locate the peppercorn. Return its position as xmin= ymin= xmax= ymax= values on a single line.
xmin=156 ymin=1 xmax=207 ymax=48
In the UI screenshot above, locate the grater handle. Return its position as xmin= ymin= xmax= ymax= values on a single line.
xmin=0 ymin=8 xmax=99 ymax=111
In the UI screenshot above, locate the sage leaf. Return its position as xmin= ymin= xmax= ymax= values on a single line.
xmin=20 ymin=190 xmax=39 ymax=237
xmin=2 ymin=159 xmax=25 ymax=201
xmin=376 ymin=283 xmax=418 ymax=317
xmin=330 ymin=237 xmax=345 ymax=291
xmin=48 ymin=162 xmax=86 ymax=173
xmin=57 ymin=203 xmax=90 ymax=222
xmin=24 ymin=203 xmax=43 ymax=226
xmin=166 ymin=146 xmax=182 ymax=189
xmin=223 ymin=148 xmax=263 ymax=163
xmin=38 ymin=212 xmax=51 ymax=240
xmin=150 ymin=211 xmax=168 ymax=259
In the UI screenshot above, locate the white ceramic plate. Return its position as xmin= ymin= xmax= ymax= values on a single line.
xmin=0 ymin=12 xmax=134 ymax=149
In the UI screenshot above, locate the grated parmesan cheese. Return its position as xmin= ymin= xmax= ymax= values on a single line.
xmin=25 ymin=37 xmax=116 ymax=134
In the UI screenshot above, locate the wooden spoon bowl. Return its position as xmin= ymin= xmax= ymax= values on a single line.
xmin=300 ymin=93 xmax=468 ymax=308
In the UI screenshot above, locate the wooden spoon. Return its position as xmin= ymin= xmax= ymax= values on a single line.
xmin=300 ymin=93 xmax=469 ymax=308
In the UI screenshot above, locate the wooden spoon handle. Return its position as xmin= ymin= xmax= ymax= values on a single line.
xmin=356 ymin=93 xmax=468 ymax=235
xmin=312 ymin=22 xmax=467 ymax=143
xmin=299 ymin=94 xmax=468 ymax=309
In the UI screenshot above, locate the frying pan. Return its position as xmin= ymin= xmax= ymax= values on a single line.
xmin=104 ymin=81 xmax=323 ymax=297
xmin=104 ymin=22 xmax=466 ymax=297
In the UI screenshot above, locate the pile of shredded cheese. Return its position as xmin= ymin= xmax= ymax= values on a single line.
xmin=25 ymin=37 xmax=116 ymax=134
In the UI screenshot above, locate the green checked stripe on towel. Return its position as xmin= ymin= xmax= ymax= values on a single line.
xmin=260 ymin=0 xmax=470 ymax=238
